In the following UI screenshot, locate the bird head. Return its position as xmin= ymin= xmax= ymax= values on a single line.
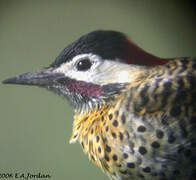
xmin=3 ymin=30 xmax=168 ymax=112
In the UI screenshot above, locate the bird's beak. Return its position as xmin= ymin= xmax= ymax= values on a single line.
xmin=2 ymin=68 xmax=64 ymax=87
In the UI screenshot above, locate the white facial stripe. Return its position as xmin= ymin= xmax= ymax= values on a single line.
xmin=117 ymin=70 xmax=130 ymax=83
xmin=53 ymin=53 xmax=134 ymax=85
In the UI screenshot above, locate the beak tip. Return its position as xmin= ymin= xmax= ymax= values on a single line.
xmin=2 ymin=77 xmax=17 ymax=84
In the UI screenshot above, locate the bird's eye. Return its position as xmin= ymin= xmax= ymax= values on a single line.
xmin=76 ymin=58 xmax=92 ymax=71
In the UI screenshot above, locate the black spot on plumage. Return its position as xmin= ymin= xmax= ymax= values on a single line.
xmin=137 ymin=125 xmax=146 ymax=132
xmin=123 ymin=153 xmax=128 ymax=159
xmin=96 ymin=136 xmax=100 ymax=143
xmin=139 ymin=146 xmax=147 ymax=155
xmin=112 ymin=132 xmax=117 ymax=139
xmin=112 ymin=154 xmax=118 ymax=161
xmin=156 ymin=129 xmax=164 ymax=139
xmin=151 ymin=141 xmax=160 ymax=148
xmin=127 ymin=162 xmax=135 ymax=168
xmin=121 ymin=113 xmax=126 ymax=124
xmin=115 ymin=110 xmax=119 ymax=117
xmin=112 ymin=120 xmax=118 ymax=127
xmin=119 ymin=132 xmax=124 ymax=141
xmin=168 ymin=133 xmax=176 ymax=144
xmin=98 ymin=146 xmax=101 ymax=153
xmin=105 ymin=144 xmax=111 ymax=153
xmin=108 ymin=114 xmax=113 ymax=120
xmin=142 ymin=167 xmax=151 ymax=173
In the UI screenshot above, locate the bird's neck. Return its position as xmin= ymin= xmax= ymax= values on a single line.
xmin=69 ymin=102 xmax=113 ymax=144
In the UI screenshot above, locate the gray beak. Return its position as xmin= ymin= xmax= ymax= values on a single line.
xmin=2 ymin=68 xmax=64 ymax=87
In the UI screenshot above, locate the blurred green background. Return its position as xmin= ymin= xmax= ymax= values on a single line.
xmin=0 ymin=0 xmax=195 ymax=180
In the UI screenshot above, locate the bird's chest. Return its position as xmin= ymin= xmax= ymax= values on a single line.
xmin=69 ymin=103 xmax=155 ymax=179
xmin=69 ymin=98 xmax=195 ymax=180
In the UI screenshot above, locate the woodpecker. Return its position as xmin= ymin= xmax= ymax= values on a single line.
xmin=3 ymin=30 xmax=196 ymax=180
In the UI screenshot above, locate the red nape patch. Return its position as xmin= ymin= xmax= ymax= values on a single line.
xmin=60 ymin=78 xmax=102 ymax=97
xmin=122 ymin=39 xmax=169 ymax=66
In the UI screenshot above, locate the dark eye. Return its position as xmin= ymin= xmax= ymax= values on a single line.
xmin=76 ymin=58 xmax=92 ymax=71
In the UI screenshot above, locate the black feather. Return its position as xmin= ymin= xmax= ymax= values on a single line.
xmin=50 ymin=30 xmax=128 ymax=67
